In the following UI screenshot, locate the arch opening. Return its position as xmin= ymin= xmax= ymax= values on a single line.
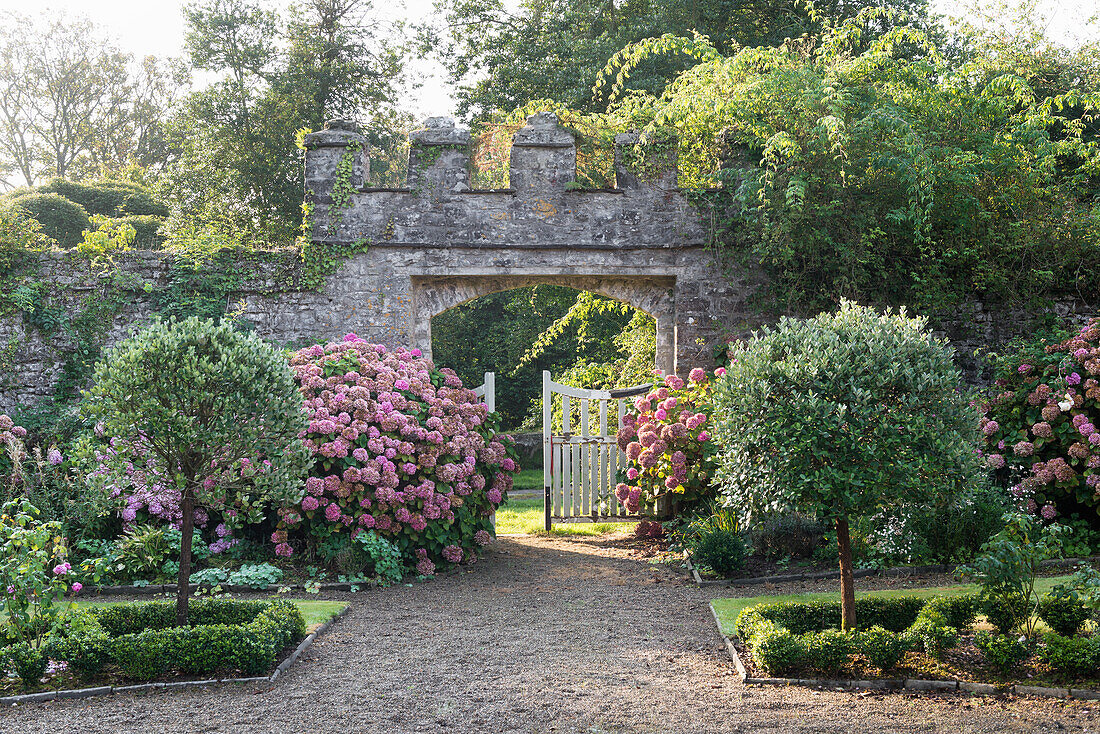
xmin=429 ymin=284 xmax=659 ymax=431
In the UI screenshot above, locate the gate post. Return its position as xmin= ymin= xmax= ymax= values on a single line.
xmin=542 ymin=370 xmax=553 ymax=532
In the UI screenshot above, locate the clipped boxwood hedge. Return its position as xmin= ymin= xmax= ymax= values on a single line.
xmin=38 ymin=178 xmax=169 ymax=218
xmin=48 ymin=599 xmax=305 ymax=681
xmin=735 ymin=594 xmax=978 ymax=677
xmin=735 ymin=595 xmax=942 ymax=639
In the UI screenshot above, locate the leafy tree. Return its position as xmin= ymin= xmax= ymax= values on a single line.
xmin=591 ymin=10 xmax=1100 ymax=312
xmin=430 ymin=0 xmax=934 ymax=118
xmin=86 ymin=317 xmax=310 ymax=624
xmin=162 ymin=0 xmax=407 ymax=245
xmin=0 ymin=12 xmax=184 ymax=187
xmin=713 ymin=301 xmax=986 ymax=629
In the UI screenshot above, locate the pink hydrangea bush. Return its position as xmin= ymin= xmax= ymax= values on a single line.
xmin=278 ymin=335 xmax=519 ymax=571
xmin=614 ymin=367 xmax=723 ymax=514
xmin=981 ymin=318 xmax=1100 ymax=523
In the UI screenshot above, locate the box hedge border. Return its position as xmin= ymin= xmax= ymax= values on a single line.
xmin=712 ymin=596 xmax=1100 ymax=700
xmin=0 ymin=600 xmax=349 ymax=706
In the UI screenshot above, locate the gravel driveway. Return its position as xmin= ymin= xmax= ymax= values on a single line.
xmin=3 ymin=534 xmax=1097 ymax=734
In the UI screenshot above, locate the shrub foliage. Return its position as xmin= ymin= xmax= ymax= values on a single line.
xmin=715 ymin=301 xmax=985 ymax=628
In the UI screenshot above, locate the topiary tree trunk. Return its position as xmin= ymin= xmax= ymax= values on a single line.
xmin=836 ymin=516 xmax=856 ymax=630
xmin=176 ymin=485 xmax=196 ymax=626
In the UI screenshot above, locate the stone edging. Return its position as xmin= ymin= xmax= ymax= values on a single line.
xmin=708 ymin=605 xmax=1100 ymax=701
xmin=0 ymin=605 xmax=351 ymax=706
xmin=687 ymin=554 xmax=1100 ymax=588
xmin=75 ymin=581 xmax=369 ymax=597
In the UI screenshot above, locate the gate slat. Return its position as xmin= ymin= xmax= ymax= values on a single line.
xmin=580 ymin=399 xmax=589 ymax=516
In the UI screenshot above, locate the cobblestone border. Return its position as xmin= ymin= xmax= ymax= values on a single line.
xmin=0 ymin=605 xmax=351 ymax=707
xmin=688 ymin=555 xmax=1100 ymax=588
xmin=708 ymin=604 xmax=1100 ymax=701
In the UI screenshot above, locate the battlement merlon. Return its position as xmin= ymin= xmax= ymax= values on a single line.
xmin=302 ymin=118 xmax=368 ymax=199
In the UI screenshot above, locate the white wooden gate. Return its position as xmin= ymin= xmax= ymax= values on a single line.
xmin=542 ymin=370 xmax=654 ymax=530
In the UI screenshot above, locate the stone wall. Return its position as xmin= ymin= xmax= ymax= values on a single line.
xmin=300 ymin=113 xmax=765 ymax=373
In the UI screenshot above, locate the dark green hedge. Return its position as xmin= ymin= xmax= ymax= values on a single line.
xmin=735 ymin=595 xmax=937 ymax=639
xmin=736 ymin=594 xmax=977 ymax=677
xmin=50 ymin=599 xmax=305 ymax=681
xmin=38 ymin=178 xmax=169 ymax=218
xmin=90 ymin=598 xmax=273 ymax=637
xmin=10 ymin=193 xmax=90 ymax=248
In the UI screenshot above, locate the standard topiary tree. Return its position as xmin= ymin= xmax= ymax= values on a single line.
xmin=86 ymin=317 xmax=310 ymax=624
xmin=714 ymin=301 xmax=986 ymax=629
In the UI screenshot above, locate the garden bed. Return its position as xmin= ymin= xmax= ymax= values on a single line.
xmin=710 ymin=584 xmax=1100 ymax=699
xmin=0 ymin=598 xmax=348 ymax=700
xmin=723 ymin=632 xmax=1100 ymax=697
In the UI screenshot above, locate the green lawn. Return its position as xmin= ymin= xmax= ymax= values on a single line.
xmin=496 ymin=494 xmax=637 ymax=536
xmin=511 ymin=467 xmax=542 ymax=491
xmin=710 ymin=576 xmax=1075 ymax=638
xmin=76 ymin=598 xmax=347 ymax=632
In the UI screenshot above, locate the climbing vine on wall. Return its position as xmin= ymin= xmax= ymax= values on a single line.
xmin=297 ymin=139 xmax=372 ymax=290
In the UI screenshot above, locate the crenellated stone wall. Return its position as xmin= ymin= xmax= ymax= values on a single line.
xmin=298 ymin=113 xmax=763 ymax=374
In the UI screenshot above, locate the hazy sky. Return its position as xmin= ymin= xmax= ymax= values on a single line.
xmin=0 ymin=0 xmax=1095 ymax=120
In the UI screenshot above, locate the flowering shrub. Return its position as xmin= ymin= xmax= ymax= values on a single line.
xmin=0 ymin=499 xmax=79 ymax=664
xmin=278 ymin=335 xmax=518 ymax=572
xmin=0 ymin=414 xmax=28 ymax=491
xmin=614 ymin=367 xmax=721 ymax=514
xmin=980 ymin=318 xmax=1100 ymax=522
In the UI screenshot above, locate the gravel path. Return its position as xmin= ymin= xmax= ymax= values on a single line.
xmin=3 ymin=535 xmax=1098 ymax=734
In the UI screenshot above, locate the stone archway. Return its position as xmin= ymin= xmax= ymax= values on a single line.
xmin=412 ymin=275 xmax=676 ymax=374
xmin=298 ymin=114 xmax=763 ymax=375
